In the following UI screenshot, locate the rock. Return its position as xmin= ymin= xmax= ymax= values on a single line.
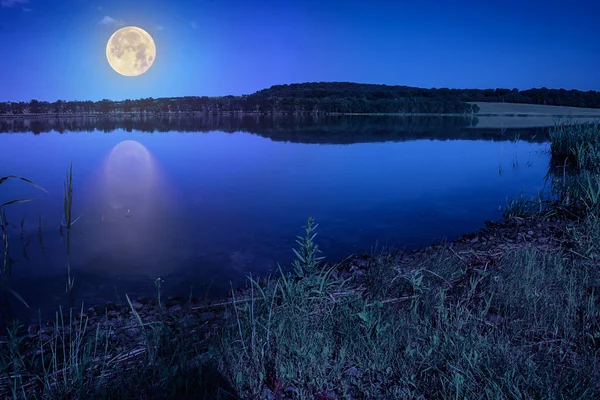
xmin=167 ymin=296 xmax=186 ymax=307
xmin=126 ymin=327 xmax=140 ymax=336
xmin=107 ymin=310 xmax=119 ymax=319
xmin=131 ymin=301 xmax=143 ymax=311
xmin=169 ymin=305 xmax=182 ymax=313
xmin=344 ymin=366 xmax=363 ymax=379
xmin=102 ymin=320 xmax=115 ymax=328
xmin=199 ymin=312 xmax=216 ymax=322
xmin=27 ymin=324 xmax=40 ymax=335
xmin=40 ymin=326 xmax=54 ymax=335
xmin=260 ymin=387 xmax=275 ymax=400
xmin=485 ymin=313 xmax=504 ymax=326
xmin=39 ymin=334 xmax=52 ymax=343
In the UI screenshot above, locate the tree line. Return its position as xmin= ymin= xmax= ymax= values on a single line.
xmin=1 ymin=82 xmax=598 ymax=116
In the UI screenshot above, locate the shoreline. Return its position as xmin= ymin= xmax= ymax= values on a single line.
xmin=4 ymin=207 xmax=568 ymax=328
xmin=1 ymin=111 xmax=600 ymax=118
xmin=2 ymin=206 xmax=571 ymax=343
xmin=0 ymin=207 xmax=578 ymax=397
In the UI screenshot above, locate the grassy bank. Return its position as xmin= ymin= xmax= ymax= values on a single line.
xmin=2 ymin=123 xmax=600 ymax=399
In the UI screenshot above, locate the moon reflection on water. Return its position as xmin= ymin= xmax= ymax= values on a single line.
xmin=81 ymin=140 xmax=179 ymax=275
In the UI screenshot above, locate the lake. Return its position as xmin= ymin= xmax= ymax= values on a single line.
xmin=0 ymin=115 xmax=553 ymax=319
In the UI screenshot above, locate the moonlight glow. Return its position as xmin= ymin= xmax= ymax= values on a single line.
xmin=106 ymin=26 xmax=156 ymax=77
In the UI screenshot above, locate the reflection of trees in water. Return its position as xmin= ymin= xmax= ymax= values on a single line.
xmin=0 ymin=115 xmax=550 ymax=144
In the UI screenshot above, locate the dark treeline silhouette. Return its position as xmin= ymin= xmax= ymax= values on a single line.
xmin=253 ymin=83 xmax=600 ymax=109
xmin=1 ymin=83 xmax=599 ymax=117
xmin=0 ymin=114 xmax=550 ymax=144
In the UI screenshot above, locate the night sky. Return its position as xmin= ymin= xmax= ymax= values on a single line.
xmin=0 ymin=0 xmax=598 ymax=102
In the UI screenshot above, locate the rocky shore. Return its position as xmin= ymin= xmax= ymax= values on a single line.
xmin=3 ymin=204 xmax=596 ymax=399
xmin=6 ymin=211 xmax=572 ymax=356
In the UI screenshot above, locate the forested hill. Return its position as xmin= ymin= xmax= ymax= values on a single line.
xmin=256 ymin=82 xmax=600 ymax=108
xmin=1 ymin=82 xmax=599 ymax=116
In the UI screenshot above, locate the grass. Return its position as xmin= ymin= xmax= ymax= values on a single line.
xmin=214 ymin=226 xmax=599 ymax=399
xmin=2 ymin=123 xmax=600 ymax=398
xmin=549 ymin=121 xmax=600 ymax=172
xmin=502 ymin=188 xmax=553 ymax=221
xmin=4 ymin=214 xmax=599 ymax=399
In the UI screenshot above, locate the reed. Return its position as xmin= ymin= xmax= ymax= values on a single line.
xmin=0 ymin=175 xmax=46 ymax=320
xmin=60 ymin=163 xmax=75 ymax=297
xmin=549 ymin=121 xmax=600 ymax=172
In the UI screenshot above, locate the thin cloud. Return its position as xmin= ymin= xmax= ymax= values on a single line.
xmin=1 ymin=0 xmax=28 ymax=7
xmin=22 ymin=6 xmax=31 ymax=11
xmin=98 ymin=16 xmax=125 ymax=27
xmin=97 ymin=6 xmax=102 ymax=11
xmin=190 ymin=21 xmax=198 ymax=29
xmin=157 ymin=25 xmax=164 ymax=31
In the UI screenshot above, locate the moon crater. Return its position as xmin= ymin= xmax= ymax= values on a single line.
xmin=106 ymin=26 xmax=156 ymax=76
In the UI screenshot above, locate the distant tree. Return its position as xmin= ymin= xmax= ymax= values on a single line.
xmin=99 ymin=99 xmax=112 ymax=113
xmin=53 ymin=100 xmax=64 ymax=113
xmin=29 ymin=99 xmax=41 ymax=114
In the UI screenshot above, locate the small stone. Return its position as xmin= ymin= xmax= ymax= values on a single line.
xmin=344 ymin=366 xmax=363 ymax=379
xmin=167 ymin=296 xmax=185 ymax=307
xmin=260 ymin=387 xmax=275 ymax=400
xmin=485 ymin=313 xmax=504 ymax=326
xmin=126 ymin=328 xmax=140 ymax=336
xmin=27 ymin=324 xmax=40 ymax=335
xmin=169 ymin=305 xmax=182 ymax=313
xmin=107 ymin=310 xmax=119 ymax=319
xmin=40 ymin=326 xmax=54 ymax=335
xmin=199 ymin=311 xmax=216 ymax=321
xmin=39 ymin=334 xmax=52 ymax=343
xmin=131 ymin=301 xmax=143 ymax=311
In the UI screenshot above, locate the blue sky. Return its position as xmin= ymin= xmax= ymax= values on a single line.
xmin=0 ymin=0 xmax=598 ymax=102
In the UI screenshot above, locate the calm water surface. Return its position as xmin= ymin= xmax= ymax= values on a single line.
xmin=0 ymin=116 xmax=552 ymax=318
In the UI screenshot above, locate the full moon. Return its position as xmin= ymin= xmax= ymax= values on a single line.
xmin=106 ymin=26 xmax=156 ymax=77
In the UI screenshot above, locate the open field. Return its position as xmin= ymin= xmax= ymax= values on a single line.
xmin=470 ymin=102 xmax=600 ymax=117
xmin=467 ymin=102 xmax=600 ymax=128
xmin=472 ymin=115 xmax=600 ymax=129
